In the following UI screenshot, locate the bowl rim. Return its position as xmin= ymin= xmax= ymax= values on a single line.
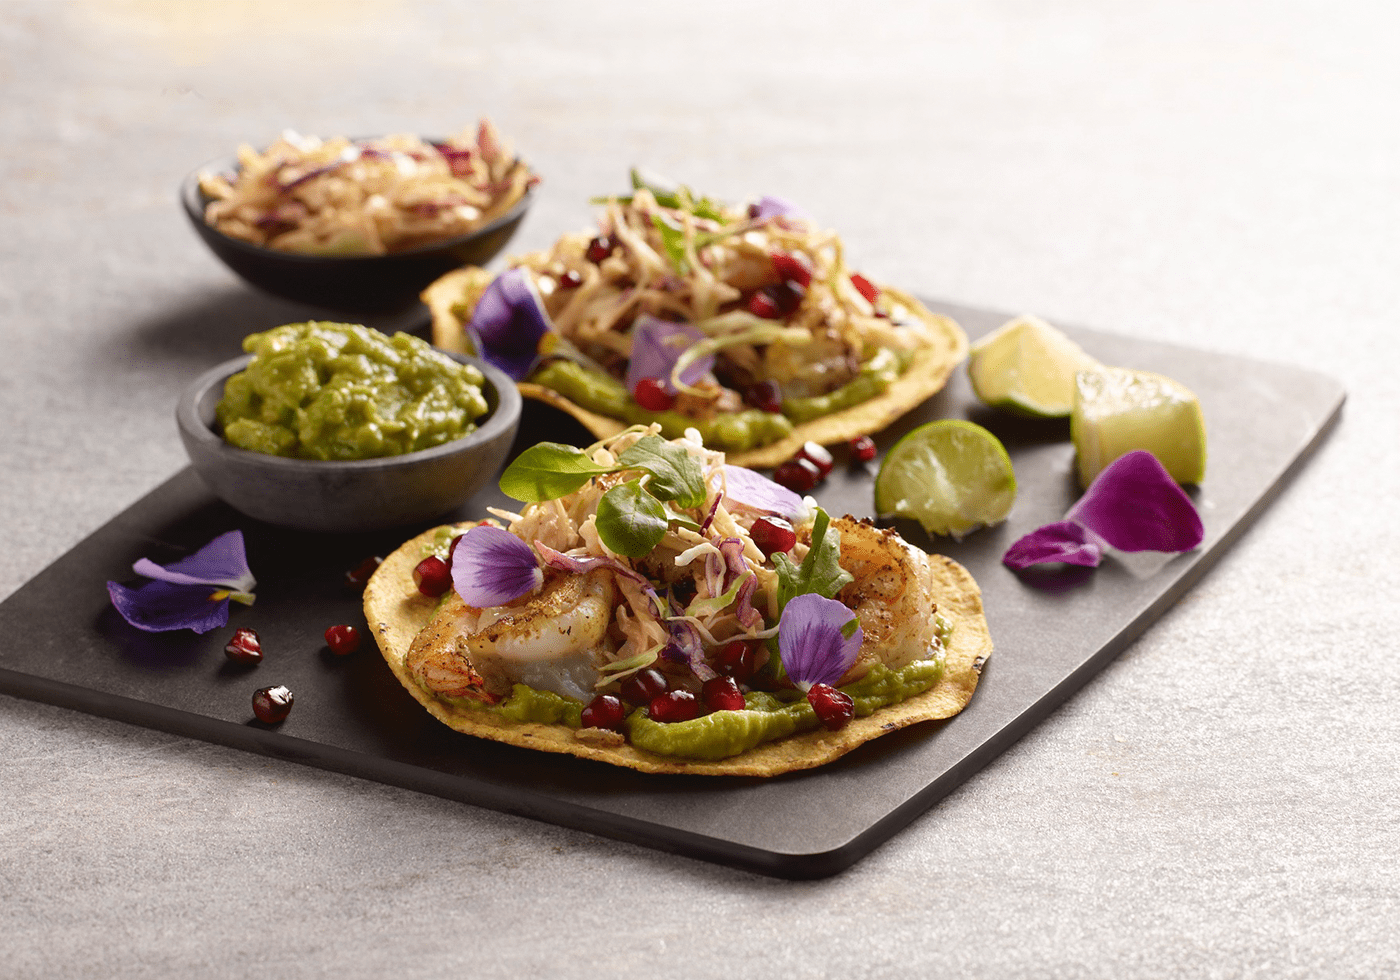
xmin=179 ymin=139 xmax=537 ymax=267
xmin=176 ymin=347 xmax=523 ymax=472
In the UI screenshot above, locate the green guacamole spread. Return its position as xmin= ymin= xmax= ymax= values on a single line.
xmin=216 ymin=322 xmax=489 ymax=461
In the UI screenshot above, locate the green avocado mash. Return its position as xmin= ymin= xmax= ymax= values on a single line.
xmin=216 ymin=321 xmax=489 ymax=460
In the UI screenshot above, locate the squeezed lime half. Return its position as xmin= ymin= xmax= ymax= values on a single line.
xmin=968 ymin=314 xmax=1101 ymax=418
xmin=1070 ymin=366 xmax=1207 ymax=487
xmin=874 ymin=420 xmax=1017 ymax=539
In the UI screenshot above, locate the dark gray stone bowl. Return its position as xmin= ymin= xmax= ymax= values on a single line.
xmin=180 ymin=147 xmax=534 ymax=312
xmin=176 ymin=352 xmax=521 ymax=533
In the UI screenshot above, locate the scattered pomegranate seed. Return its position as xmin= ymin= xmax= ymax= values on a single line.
xmin=772 ymin=457 xmax=822 ymax=494
xmin=770 ymin=251 xmax=813 ymax=289
xmin=743 ymin=380 xmax=783 ymax=414
xmin=620 ymin=668 xmax=669 ymax=706
xmin=585 ymin=235 xmax=615 ymax=263
xmin=581 ymin=694 xmax=627 ymax=730
xmin=746 ymin=290 xmax=780 ymax=319
xmin=796 ymin=441 xmax=834 ymax=477
xmin=558 ymin=269 xmax=583 ymax=288
xmin=224 ymin=627 xmax=262 ymax=665
xmin=343 ymin=556 xmax=382 ymax=591
xmin=702 ymin=676 xmax=746 ymax=713
xmin=633 ymin=377 xmax=675 ymax=412
xmin=849 ymin=273 xmax=879 ymax=304
xmin=648 ymin=689 xmax=699 ymax=723
xmin=324 ymin=624 xmax=361 ymax=656
xmin=252 ymin=685 xmax=294 ymax=724
xmin=413 ymin=555 xmax=452 ymax=597
xmin=713 ymin=639 xmax=762 ymax=682
xmin=849 ymin=435 xmax=877 ymax=463
xmin=807 ymin=683 xmax=855 ymax=731
xmin=750 ymin=516 xmax=797 ymax=557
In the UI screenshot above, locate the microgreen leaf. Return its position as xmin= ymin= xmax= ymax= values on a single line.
xmin=778 ymin=592 xmax=863 ymax=691
xmin=774 ymin=508 xmax=853 ymax=610
xmin=596 ymin=480 xmax=669 ymax=558
xmin=650 ymin=214 xmax=690 ymax=276
xmin=616 ymin=435 xmax=706 ymax=509
xmin=499 ymin=443 xmax=610 ymax=502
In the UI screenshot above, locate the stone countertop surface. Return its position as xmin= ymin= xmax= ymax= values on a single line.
xmin=2 ymin=2 xmax=1396 ymax=977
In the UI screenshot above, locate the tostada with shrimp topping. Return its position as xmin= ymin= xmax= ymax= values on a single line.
xmin=363 ymin=427 xmax=991 ymax=776
xmin=421 ymin=170 xmax=968 ymax=469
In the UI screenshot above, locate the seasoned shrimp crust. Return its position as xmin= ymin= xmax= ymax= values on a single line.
xmin=365 ymin=522 xmax=992 ymax=777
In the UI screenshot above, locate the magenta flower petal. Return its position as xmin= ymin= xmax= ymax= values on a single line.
xmin=625 ymin=315 xmax=712 ymax=396
xmin=778 ymin=592 xmax=863 ymax=690
xmin=131 ymin=530 xmax=255 ymax=592
xmin=1002 ymin=520 xmax=1103 ymax=571
xmin=466 ymin=267 xmax=552 ymax=381
xmin=722 ymin=465 xmax=805 ymax=521
xmin=1067 ymin=451 xmax=1204 ymax=553
xmin=752 ymin=195 xmax=808 ymax=222
xmin=451 ymin=524 xmax=543 ymax=607
xmin=106 ymin=580 xmax=232 ymax=634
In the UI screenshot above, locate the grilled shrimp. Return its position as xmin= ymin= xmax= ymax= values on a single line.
xmin=404 ymin=570 xmax=618 ymax=703
xmin=830 ymin=516 xmax=942 ymax=683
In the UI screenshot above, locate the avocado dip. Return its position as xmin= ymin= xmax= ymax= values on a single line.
xmin=216 ymin=321 xmax=489 ymax=460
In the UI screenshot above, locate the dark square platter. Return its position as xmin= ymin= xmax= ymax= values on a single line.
xmin=0 ymin=301 xmax=1344 ymax=879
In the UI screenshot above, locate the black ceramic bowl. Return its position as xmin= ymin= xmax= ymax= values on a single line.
xmin=180 ymin=147 xmax=534 ymax=312
xmin=177 ymin=351 xmax=522 ymax=533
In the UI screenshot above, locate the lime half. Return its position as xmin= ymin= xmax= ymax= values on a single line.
xmin=874 ymin=420 xmax=1017 ymax=539
xmin=968 ymin=315 xmax=1100 ymax=418
xmin=1070 ymin=366 xmax=1207 ymax=487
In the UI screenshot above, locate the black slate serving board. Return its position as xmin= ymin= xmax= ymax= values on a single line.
xmin=0 ymin=302 xmax=1344 ymax=879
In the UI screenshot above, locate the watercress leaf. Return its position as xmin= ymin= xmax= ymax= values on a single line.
xmin=650 ymin=214 xmax=690 ymax=276
xmin=617 ymin=435 xmax=707 ymax=508
xmin=499 ymin=442 xmax=610 ymax=502
xmin=775 ymin=508 xmax=853 ymax=609
xmin=596 ymin=480 xmax=669 ymax=558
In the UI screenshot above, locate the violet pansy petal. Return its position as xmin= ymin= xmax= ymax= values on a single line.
xmin=131 ymin=530 xmax=255 ymax=592
xmin=625 ymin=315 xmax=712 ymax=395
xmin=451 ymin=524 xmax=543 ymax=608
xmin=466 ymin=267 xmax=553 ymax=381
xmin=1067 ymin=450 xmax=1204 ymax=553
xmin=752 ymin=195 xmax=808 ymax=222
xmin=778 ymin=592 xmax=863 ymax=690
xmin=1002 ymin=520 xmax=1103 ymax=571
xmin=106 ymin=579 xmax=231 ymax=634
xmin=722 ymin=465 xmax=805 ymax=521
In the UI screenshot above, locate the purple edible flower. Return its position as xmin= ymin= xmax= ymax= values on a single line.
xmin=751 ymin=195 xmax=809 ymax=223
xmin=722 ymin=465 xmax=805 ymax=521
xmin=625 ymin=315 xmax=712 ymax=396
xmin=106 ymin=530 xmax=256 ymax=634
xmin=466 ymin=267 xmax=553 ymax=381
xmin=1003 ymin=451 xmax=1204 ymax=572
xmin=451 ymin=525 xmax=543 ymax=607
xmin=778 ymin=593 xmax=863 ymax=691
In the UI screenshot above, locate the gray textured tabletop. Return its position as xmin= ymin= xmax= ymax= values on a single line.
xmin=2 ymin=2 xmax=1396 ymax=977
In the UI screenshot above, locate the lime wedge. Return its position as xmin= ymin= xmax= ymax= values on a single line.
xmin=968 ymin=315 xmax=1100 ymax=418
xmin=1070 ymin=366 xmax=1207 ymax=487
xmin=874 ymin=420 xmax=1017 ymax=539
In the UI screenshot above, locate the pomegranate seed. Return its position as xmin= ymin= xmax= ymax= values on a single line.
xmin=795 ymin=441 xmax=834 ymax=477
xmin=713 ymin=639 xmax=762 ymax=682
xmin=702 ymin=676 xmax=746 ymax=713
xmin=807 ymin=683 xmax=855 ymax=731
xmin=581 ymin=694 xmax=627 ymax=730
xmin=413 ymin=555 xmax=452 ymax=597
xmin=770 ymin=281 xmax=804 ymax=315
xmin=633 ymin=377 xmax=675 ymax=412
xmin=324 ymin=624 xmax=361 ymax=656
xmin=849 ymin=435 xmax=877 ymax=463
xmin=747 ymin=202 xmax=762 ymax=219
xmin=585 ymin=235 xmax=614 ymax=263
xmin=648 ymin=689 xmax=699 ymax=723
xmin=770 ymin=251 xmax=813 ymax=289
xmin=620 ymin=668 xmax=669 ymax=706
xmin=743 ymin=380 xmax=783 ymax=414
xmin=750 ymin=516 xmax=797 ymax=557
xmin=746 ymin=290 xmax=780 ymax=319
xmin=252 ymin=685 xmax=294 ymax=724
xmin=343 ymin=556 xmax=382 ymax=591
xmin=559 ymin=269 xmax=583 ymax=288
xmin=772 ymin=457 xmax=822 ymax=494
xmin=850 ymin=273 xmax=879 ymax=304
xmin=224 ymin=627 xmax=262 ymax=665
